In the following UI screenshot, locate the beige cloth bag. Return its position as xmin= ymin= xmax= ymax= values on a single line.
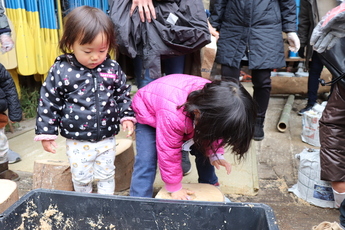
xmin=200 ymin=36 xmax=217 ymax=79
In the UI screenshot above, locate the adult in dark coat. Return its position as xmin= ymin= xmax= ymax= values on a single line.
xmin=297 ymin=0 xmax=338 ymax=115
xmin=209 ymin=0 xmax=300 ymax=140
xmin=111 ymin=0 xmax=210 ymax=81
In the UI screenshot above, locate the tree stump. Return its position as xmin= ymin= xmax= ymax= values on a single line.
xmin=32 ymin=139 xmax=135 ymax=193
xmin=0 ymin=179 xmax=19 ymax=213
xmin=114 ymin=139 xmax=134 ymax=192
xmin=32 ymin=159 xmax=73 ymax=191
xmin=155 ymin=183 xmax=225 ymax=202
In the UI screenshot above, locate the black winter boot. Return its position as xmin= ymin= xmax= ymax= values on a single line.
xmin=0 ymin=161 xmax=20 ymax=181
xmin=253 ymin=117 xmax=265 ymax=141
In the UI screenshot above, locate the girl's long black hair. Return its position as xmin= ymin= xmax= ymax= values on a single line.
xmin=180 ymin=79 xmax=257 ymax=160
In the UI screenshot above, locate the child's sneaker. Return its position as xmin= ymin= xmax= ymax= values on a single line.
xmin=8 ymin=149 xmax=21 ymax=164
xmin=182 ymin=150 xmax=192 ymax=176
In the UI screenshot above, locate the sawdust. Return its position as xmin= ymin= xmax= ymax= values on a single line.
xmin=13 ymin=201 xmax=75 ymax=230
xmin=10 ymin=200 xmax=119 ymax=229
xmin=108 ymin=224 xmax=116 ymax=229
xmin=87 ymin=214 xmax=105 ymax=228
xmin=276 ymin=178 xmax=289 ymax=193
xmin=38 ymin=204 xmax=65 ymax=230
xmin=15 ymin=200 xmax=38 ymax=230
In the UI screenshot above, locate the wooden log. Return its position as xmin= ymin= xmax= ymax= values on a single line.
xmin=155 ymin=183 xmax=225 ymax=202
xmin=32 ymin=159 xmax=73 ymax=191
xmin=271 ymin=68 xmax=332 ymax=95
xmin=32 ymin=139 xmax=134 ymax=193
xmin=0 ymin=179 xmax=19 ymax=213
xmin=114 ymin=139 xmax=134 ymax=192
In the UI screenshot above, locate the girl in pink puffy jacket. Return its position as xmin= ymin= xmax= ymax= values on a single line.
xmin=130 ymin=74 xmax=256 ymax=200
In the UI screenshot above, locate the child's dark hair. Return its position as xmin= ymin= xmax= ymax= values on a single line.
xmin=59 ymin=6 xmax=116 ymax=54
xmin=181 ymin=80 xmax=257 ymax=159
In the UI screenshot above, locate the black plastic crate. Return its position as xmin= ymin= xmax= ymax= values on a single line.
xmin=0 ymin=189 xmax=279 ymax=229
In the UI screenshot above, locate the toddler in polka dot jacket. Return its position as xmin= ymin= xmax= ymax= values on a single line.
xmin=34 ymin=6 xmax=136 ymax=195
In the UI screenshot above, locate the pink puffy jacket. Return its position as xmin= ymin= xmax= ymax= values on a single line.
xmin=132 ymin=74 xmax=224 ymax=192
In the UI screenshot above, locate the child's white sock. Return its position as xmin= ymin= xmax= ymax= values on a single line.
xmin=333 ymin=188 xmax=345 ymax=208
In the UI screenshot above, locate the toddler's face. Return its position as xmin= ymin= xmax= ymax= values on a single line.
xmin=71 ymin=32 xmax=109 ymax=69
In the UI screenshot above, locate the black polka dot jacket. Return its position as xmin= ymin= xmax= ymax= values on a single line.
xmin=35 ymin=54 xmax=135 ymax=142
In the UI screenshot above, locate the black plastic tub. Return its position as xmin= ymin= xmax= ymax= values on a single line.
xmin=0 ymin=189 xmax=279 ymax=229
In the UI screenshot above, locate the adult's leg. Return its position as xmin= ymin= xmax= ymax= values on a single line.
xmin=251 ymin=69 xmax=271 ymax=140
xmin=130 ymin=123 xmax=157 ymax=197
xmin=133 ymin=57 xmax=155 ymax=89
xmin=251 ymin=69 xmax=271 ymax=118
xmin=307 ymin=53 xmax=324 ymax=106
xmin=189 ymin=145 xmax=218 ymax=185
xmin=162 ymin=55 xmax=185 ymax=75
xmin=221 ymin=65 xmax=241 ymax=81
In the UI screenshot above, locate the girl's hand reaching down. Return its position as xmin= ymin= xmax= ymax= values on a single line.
xmin=122 ymin=120 xmax=135 ymax=137
xmin=211 ymin=159 xmax=232 ymax=175
xmin=42 ymin=140 xmax=57 ymax=154
xmin=171 ymin=188 xmax=195 ymax=200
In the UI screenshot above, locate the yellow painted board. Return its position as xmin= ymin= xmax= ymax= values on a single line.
xmin=14 ymin=8 xmax=36 ymax=75
xmin=0 ymin=15 xmax=17 ymax=70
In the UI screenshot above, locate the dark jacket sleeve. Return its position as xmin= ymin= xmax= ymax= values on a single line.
xmin=279 ymin=0 xmax=298 ymax=32
xmin=35 ymin=64 xmax=63 ymax=135
xmin=209 ymin=0 xmax=227 ymax=30
xmin=0 ymin=64 xmax=22 ymax=121
xmin=298 ymin=0 xmax=311 ymax=47
xmin=114 ymin=67 xmax=135 ymax=120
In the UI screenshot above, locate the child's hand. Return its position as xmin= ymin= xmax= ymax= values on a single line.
xmin=171 ymin=188 xmax=195 ymax=200
xmin=211 ymin=159 xmax=232 ymax=175
xmin=122 ymin=120 xmax=134 ymax=137
xmin=42 ymin=140 xmax=57 ymax=154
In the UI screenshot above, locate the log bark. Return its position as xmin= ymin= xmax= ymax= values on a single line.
xmin=271 ymin=69 xmax=332 ymax=95
xmin=32 ymin=159 xmax=73 ymax=191
xmin=32 ymin=139 xmax=135 ymax=193
xmin=114 ymin=139 xmax=134 ymax=192
xmin=0 ymin=179 xmax=19 ymax=213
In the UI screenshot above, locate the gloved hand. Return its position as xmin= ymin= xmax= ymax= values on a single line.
xmin=310 ymin=3 xmax=345 ymax=53
xmin=287 ymin=32 xmax=300 ymax=53
xmin=298 ymin=46 xmax=305 ymax=58
xmin=0 ymin=32 xmax=14 ymax=54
